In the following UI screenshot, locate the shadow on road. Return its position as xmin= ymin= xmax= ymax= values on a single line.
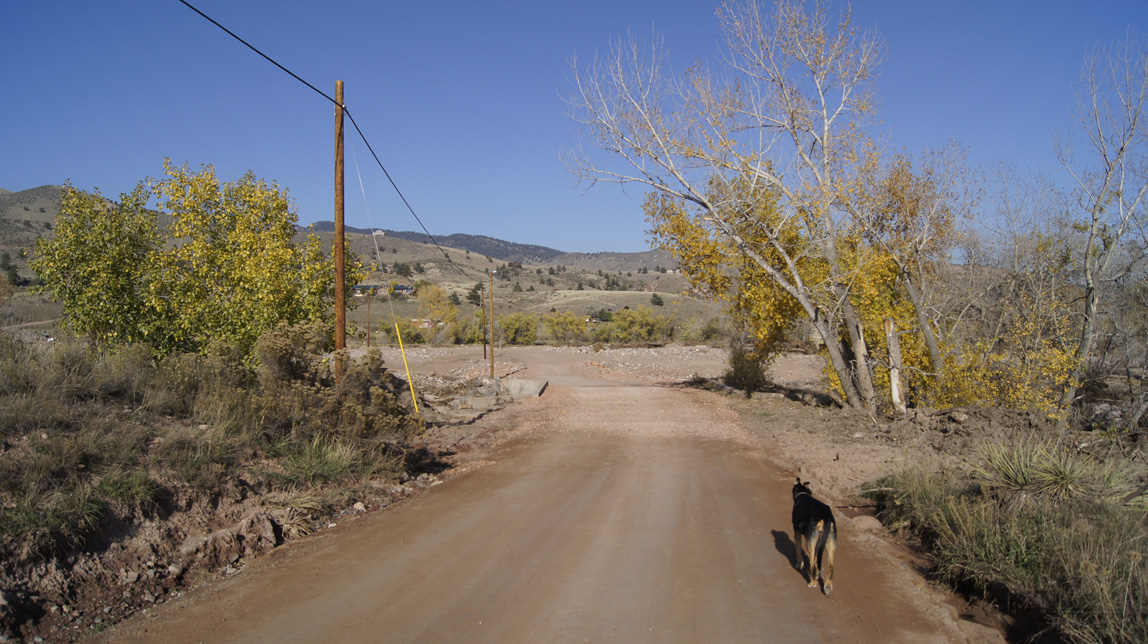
xmin=771 ymin=529 xmax=801 ymax=577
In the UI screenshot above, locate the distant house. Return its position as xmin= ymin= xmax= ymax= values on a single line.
xmin=352 ymin=285 xmax=381 ymax=296
xmin=393 ymin=284 xmax=416 ymax=296
xmin=508 ymin=261 xmax=523 ymax=269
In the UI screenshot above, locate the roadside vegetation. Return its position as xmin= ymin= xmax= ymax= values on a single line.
xmin=0 ymin=323 xmax=422 ymax=633
xmin=868 ymin=441 xmax=1146 ymax=644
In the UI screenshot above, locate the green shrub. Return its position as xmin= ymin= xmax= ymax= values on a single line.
xmin=0 ymin=485 xmax=104 ymax=561
xmin=589 ymin=307 xmax=670 ymax=344
xmin=92 ymin=343 xmax=155 ymax=402
xmin=383 ymin=318 xmax=424 ymax=344
xmin=97 ymin=467 xmax=161 ymax=516
xmin=723 ymin=341 xmax=769 ymax=394
xmin=500 ymin=312 xmax=538 ymax=345
xmin=0 ymin=332 xmax=37 ymax=396
xmin=976 ymin=439 xmax=1137 ymax=502
xmin=158 ymin=427 xmax=238 ymax=492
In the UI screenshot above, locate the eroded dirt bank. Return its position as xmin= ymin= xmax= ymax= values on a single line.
xmin=96 ymin=347 xmax=1003 ymax=643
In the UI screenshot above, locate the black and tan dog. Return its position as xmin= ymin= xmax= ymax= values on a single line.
xmin=791 ymin=478 xmax=837 ymax=596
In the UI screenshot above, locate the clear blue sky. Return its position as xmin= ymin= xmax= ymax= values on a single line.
xmin=3 ymin=1 xmax=1144 ymax=253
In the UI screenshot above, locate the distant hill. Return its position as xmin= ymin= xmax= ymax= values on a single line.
xmin=306 ymin=223 xmax=567 ymax=263
xmin=0 ymin=186 xmax=678 ymax=276
xmin=303 ymin=224 xmax=676 ymax=273
xmin=0 ymin=185 xmax=64 ymax=225
xmin=0 ymin=186 xmax=63 ymax=264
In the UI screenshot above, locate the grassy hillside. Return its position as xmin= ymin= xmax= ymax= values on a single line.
xmin=0 ymin=186 xmax=62 ymax=275
xmin=305 ymin=222 xmax=678 ymax=273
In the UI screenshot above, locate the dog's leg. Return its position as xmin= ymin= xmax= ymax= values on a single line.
xmin=806 ymin=520 xmax=822 ymax=589
xmin=820 ymin=525 xmax=836 ymax=596
xmin=793 ymin=530 xmax=807 ymax=577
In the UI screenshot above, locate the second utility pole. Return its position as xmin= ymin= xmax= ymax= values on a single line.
xmin=334 ymin=80 xmax=346 ymax=382
xmin=489 ymin=270 xmax=495 ymax=379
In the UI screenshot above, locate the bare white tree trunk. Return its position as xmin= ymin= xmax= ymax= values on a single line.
xmin=884 ymin=317 xmax=907 ymax=414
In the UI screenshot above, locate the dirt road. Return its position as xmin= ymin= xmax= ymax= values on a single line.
xmin=102 ymin=349 xmax=988 ymax=643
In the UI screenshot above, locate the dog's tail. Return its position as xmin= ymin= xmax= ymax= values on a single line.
xmin=816 ymin=520 xmax=837 ymax=596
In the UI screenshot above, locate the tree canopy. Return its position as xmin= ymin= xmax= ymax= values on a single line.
xmin=32 ymin=160 xmax=362 ymax=356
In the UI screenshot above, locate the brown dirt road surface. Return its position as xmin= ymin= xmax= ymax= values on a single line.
xmin=99 ymin=347 xmax=1004 ymax=643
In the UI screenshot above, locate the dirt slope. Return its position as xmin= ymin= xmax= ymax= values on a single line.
xmin=97 ymin=348 xmax=1001 ymax=643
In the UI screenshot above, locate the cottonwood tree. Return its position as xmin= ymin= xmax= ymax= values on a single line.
xmin=417 ymin=283 xmax=459 ymax=334
xmin=33 ymin=160 xmax=360 ymax=356
xmin=31 ymin=184 xmax=161 ymax=345
xmin=856 ymin=143 xmax=976 ymax=381
xmin=567 ymin=0 xmax=885 ymax=409
xmin=543 ymin=309 xmax=587 ymax=344
xmin=1054 ymin=33 xmax=1148 ymax=429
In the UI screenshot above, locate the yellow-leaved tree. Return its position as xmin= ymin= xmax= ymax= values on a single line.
xmin=569 ymin=0 xmax=888 ymax=409
xmin=416 ymin=283 xmax=459 ymax=336
xmin=33 ymin=160 xmax=362 ymax=356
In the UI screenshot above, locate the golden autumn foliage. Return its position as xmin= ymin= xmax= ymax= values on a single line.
xmin=935 ymin=290 xmax=1078 ymax=418
xmin=543 ymin=310 xmax=587 ymax=344
xmin=645 ymin=186 xmax=805 ymax=366
xmin=416 ymin=283 xmax=459 ymax=330
xmin=32 ymin=160 xmax=363 ymax=356
xmin=824 ymin=248 xmax=933 ymax=407
xmin=826 ymin=240 xmax=1079 ymax=416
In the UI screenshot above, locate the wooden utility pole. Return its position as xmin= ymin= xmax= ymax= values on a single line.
xmin=334 ymin=80 xmax=346 ymax=380
xmin=489 ymin=270 xmax=495 ymax=379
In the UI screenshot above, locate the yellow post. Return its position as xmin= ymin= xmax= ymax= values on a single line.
xmin=395 ymin=322 xmax=419 ymax=414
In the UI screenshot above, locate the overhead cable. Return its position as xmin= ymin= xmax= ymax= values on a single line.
xmin=175 ymin=0 xmax=453 ymax=262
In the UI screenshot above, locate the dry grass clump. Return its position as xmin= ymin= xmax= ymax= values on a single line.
xmin=976 ymin=439 xmax=1138 ymax=502
xmin=869 ymin=438 xmax=1147 ymax=644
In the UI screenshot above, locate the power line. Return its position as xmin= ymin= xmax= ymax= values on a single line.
xmin=175 ymin=0 xmax=453 ymax=262
xmin=342 ymin=110 xmax=451 ymax=262
xmin=176 ymin=0 xmax=333 ymax=105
